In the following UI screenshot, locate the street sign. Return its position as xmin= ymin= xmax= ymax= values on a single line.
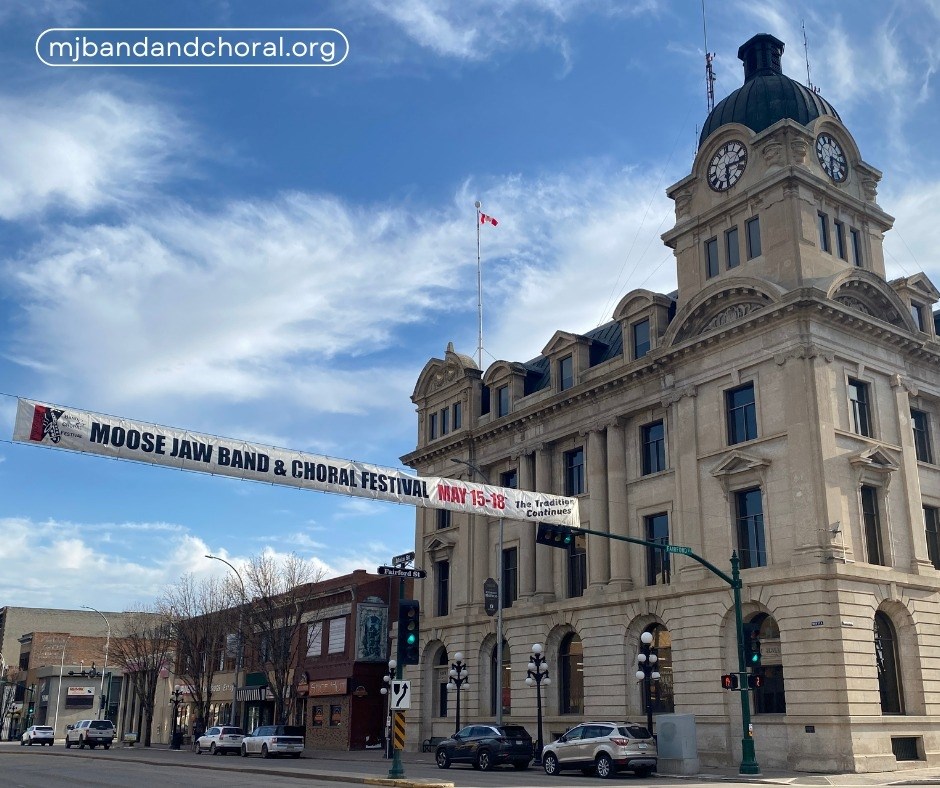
xmin=378 ymin=566 xmax=427 ymax=578
xmin=392 ymin=551 xmax=416 ymax=566
xmin=390 ymin=680 xmax=411 ymax=710
xmin=664 ymin=544 xmax=693 ymax=555
xmin=483 ymin=578 xmax=498 ymax=616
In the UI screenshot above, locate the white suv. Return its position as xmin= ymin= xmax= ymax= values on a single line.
xmin=240 ymin=725 xmax=305 ymax=758
xmin=65 ymin=719 xmax=116 ymax=749
xmin=541 ymin=721 xmax=657 ymax=778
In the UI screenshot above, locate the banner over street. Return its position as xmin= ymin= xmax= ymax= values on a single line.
xmin=13 ymin=398 xmax=580 ymax=526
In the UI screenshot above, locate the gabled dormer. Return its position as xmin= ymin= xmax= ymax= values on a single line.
xmin=612 ymin=289 xmax=674 ymax=361
xmin=482 ymin=360 xmax=529 ymax=419
xmin=412 ymin=342 xmax=479 ymax=445
xmin=541 ymin=330 xmax=592 ymax=393
xmin=889 ymin=273 xmax=940 ymax=338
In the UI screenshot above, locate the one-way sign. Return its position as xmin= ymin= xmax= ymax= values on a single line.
xmin=378 ymin=566 xmax=427 ymax=578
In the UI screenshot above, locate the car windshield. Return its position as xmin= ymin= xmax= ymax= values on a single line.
xmin=618 ymin=724 xmax=652 ymax=739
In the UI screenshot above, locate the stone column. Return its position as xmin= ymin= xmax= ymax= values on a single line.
xmin=587 ymin=426 xmax=611 ymax=589
xmin=607 ymin=418 xmax=632 ymax=588
xmin=534 ymin=444 xmax=556 ymax=600
xmin=666 ymin=384 xmax=703 ymax=581
xmin=517 ymin=450 xmax=537 ymax=597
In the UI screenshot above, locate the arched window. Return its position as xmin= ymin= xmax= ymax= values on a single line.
xmin=489 ymin=639 xmax=511 ymax=716
xmin=435 ymin=648 xmax=449 ymax=718
xmin=559 ymin=633 xmax=583 ymax=715
xmin=750 ymin=613 xmax=785 ymax=714
xmin=643 ymin=625 xmax=674 ymax=713
xmin=875 ymin=612 xmax=904 ymax=714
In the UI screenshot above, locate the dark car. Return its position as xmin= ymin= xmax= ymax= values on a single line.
xmin=435 ymin=724 xmax=532 ymax=771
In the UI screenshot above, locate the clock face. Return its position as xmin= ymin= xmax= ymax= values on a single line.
xmin=707 ymin=140 xmax=748 ymax=192
xmin=816 ymin=133 xmax=848 ymax=182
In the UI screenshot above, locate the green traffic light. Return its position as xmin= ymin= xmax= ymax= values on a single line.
xmin=406 ymin=633 xmax=417 ymax=645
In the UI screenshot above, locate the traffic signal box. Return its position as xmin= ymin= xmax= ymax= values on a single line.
xmin=743 ymin=622 xmax=762 ymax=666
xmin=536 ymin=523 xmax=575 ymax=548
xmin=721 ymin=673 xmax=739 ymax=690
xmin=398 ymin=599 xmax=420 ymax=665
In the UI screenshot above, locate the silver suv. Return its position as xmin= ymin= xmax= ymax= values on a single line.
xmin=65 ymin=719 xmax=116 ymax=749
xmin=541 ymin=721 xmax=657 ymax=778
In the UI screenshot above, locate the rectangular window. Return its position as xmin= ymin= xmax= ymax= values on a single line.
xmin=564 ymin=447 xmax=585 ymax=496
xmin=912 ymin=409 xmax=933 ymax=463
xmin=818 ymin=212 xmax=831 ymax=253
xmin=436 ymin=560 xmax=450 ymax=617
xmin=437 ymin=509 xmax=452 ymax=529
xmin=567 ymin=541 xmax=586 ymax=598
xmin=500 ymin=469 xmax=518 ymax=489
xmin=645 ymin=512 xmax=670 ymax=586
xmin=480 ymin=384 xmax=490 ymax=416
xmin=327 ymin=616 xmax=347 ymax=654
xmin=861 ymin=485 xmax=886 ymax=565
xmin=559 ymin=355 xmax=574 ymax=390
xmin=428 ymin=412 xmax=437 ymax=440
xmin=440 ymin=407 xmax=449 ymax=435
xmin=633 ymin=318 xmax=651 ymax=359
xmin=850 ymin=228 xmax=863 ymax=266
xmin=502 ymin=547 xmax=518 ymax=608
xmin=925 ymin=506 xmax=940 ymax=570
xmin=911 ymin=304 xmax=927 ymax=332
xmin=735 ymin=487 xmax=767 ymax=569
xmin=306 ymin=623 xmax=323 ymax=658
xmin=329 ymin=705 xmax=342 ymax=726
xmin=705 ymin=237 xmax=719 ymax=278
xmin=726 ymin=383 xmax=758 ymax=444
xmin=726 ymin=226 xmax=740 ymax=268
xmin=746 ymin=216 xmax=762 ymax=259
xmin=641 ymin=420 xmax=666 ymax=475
xmin=452 ymin=401 xmax=462 ymax=429
xmin=848 ymin=378 xmax=873 ymax=437
xmin=834 ymin=220 xmax=847 ymax=259
xmin=497 ymin=385 xmax=509 ymax=417
xmin=312 ymin=705 xmax=324 ymax=726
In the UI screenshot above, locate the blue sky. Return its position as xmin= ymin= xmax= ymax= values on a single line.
xmin=0 ymin=1 xmax=937 ymax=609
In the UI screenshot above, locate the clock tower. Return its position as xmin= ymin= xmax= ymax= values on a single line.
xmin=663 ymin=34 xmax=895 ymax=315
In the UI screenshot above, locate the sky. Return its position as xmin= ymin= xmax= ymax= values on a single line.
xmin=0 ymin=0 xmax=937 ymax=610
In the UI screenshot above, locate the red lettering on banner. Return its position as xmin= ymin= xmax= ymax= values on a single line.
xmin=437 ymin=484 xmax=467 ymax=504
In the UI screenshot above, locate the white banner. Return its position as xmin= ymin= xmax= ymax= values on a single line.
xmin=13 ymin=398 xmax=580 ymax=526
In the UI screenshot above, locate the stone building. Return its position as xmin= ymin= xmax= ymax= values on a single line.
xmin=401 ymin=34 xmax=940 ymax=772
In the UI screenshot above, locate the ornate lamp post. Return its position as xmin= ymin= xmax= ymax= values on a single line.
xmin=169 ymin=686 xmax=184 ymax=750
xmin=525 ymin=643 xmax=550 ymax=764
xmin=635 ymin=631 xmax=660 ymax=736
xmin=379 ymin=658 xmax=396 ymax=759
xmin=447 ymin=653 xmax=469 ymax=734
xmin=205 ymin=554 xmax=247 ymax=727
xmin=80 ymin=605 xmax=111 ymax=720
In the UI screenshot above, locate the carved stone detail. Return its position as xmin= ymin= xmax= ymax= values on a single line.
xmin=835 ymin=296 xmax=872 ymax=316
xmin=675 ymin=187 xmax=694 ymax=220
xmin=661 ymin=384 xmax=698 ymax=407
xmin=762 ymin=141 xmax=783 ymax=169
xmin=774 ymin=343 xmax=835 ymax=365
xmin=431 ymin=363 xmax=460 ymax=390
xmin=862 ymin=178 xmax=878 ymax=202
xmin=890 ymin=374 xmax=919 ymax=396
xmin=703 ymin=302 xmax=763 ymax=332
xmin=790 ymin=138 xmax=808 ymax=166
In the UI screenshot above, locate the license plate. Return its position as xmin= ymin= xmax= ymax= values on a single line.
xmin=639 ymin=744 xmax=648 ymax=750
xmin=516 ymin=739 xmax=524 ymax=745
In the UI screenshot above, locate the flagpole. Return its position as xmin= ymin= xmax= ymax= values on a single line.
xmin=474 ymin=200 xmax=484 ymax=369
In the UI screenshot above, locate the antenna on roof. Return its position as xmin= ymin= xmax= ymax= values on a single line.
xmin=702 ymin=0 xmax=716 ymax=113
xmin=802 ymin=19 xmax=816 ymax=92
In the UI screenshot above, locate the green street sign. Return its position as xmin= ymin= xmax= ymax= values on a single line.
xmin=664 ymin=544 xmax=693 ymax=555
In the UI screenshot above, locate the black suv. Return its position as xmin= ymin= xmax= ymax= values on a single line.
xmin=435 ymin=724 xmax=532 ymax=771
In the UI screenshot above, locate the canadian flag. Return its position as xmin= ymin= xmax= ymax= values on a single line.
xmin=480 ymin=212 xmax=499 ymax=227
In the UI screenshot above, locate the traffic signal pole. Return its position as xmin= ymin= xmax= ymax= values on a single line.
xmin=388 ymin=576 xmax=405 ymax=780
xmin=547 ymin=524 xmax=760 ymax=775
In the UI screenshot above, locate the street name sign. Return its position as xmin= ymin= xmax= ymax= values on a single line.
xmin=664 ymin=544 xmax=693 ymax=555
xmin=392 ymin=551 xmax=416 ymax=566
xmin=378 ymin=566 xmax=427 ymax=578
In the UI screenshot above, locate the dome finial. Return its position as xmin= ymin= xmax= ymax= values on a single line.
xmin=738 ymin=33 xmax=785 ymax=81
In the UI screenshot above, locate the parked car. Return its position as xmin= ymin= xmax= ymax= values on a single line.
xmin=435 ymin=724 xmax=533 ymax=771
xmin=240 ymin=725 xmax=305 ymax=758
xmin=21 ymin=725 xmax=54 ymax=746
xmin=195 ymin=725 xmax=244 ymax=755
xmin=64 ymin=719 xmax=116 ymax=749
xmin=541 ymin=721 xmax=657 ymax=778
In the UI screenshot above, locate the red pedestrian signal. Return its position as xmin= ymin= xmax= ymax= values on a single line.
xmin=747 ymin=673 xmax=764 ymax=689
xmin=720 ymin=673 xmax=739 ymax=690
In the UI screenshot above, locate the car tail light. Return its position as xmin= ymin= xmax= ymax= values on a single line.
xmin=610 ymin=737 xmax=631 ymax=746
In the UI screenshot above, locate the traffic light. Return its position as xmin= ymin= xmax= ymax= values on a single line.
xmin=721 ymin=673 xmax=739 ymax=690
xmin=743 ymin=622 xmax=762 ymax=667
xmin=747 ymin=673 xmax=764 ymax=689
xmin=536 ymin=523 xmax=576 ymax=549
xmin=397 ymin=599 xmax=420 ymax=665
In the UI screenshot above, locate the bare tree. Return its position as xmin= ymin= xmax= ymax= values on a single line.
xmin=108 ymin=608 xmax=174 ymax=747
xmin=161 ymin=574 xmax=231 ymax=734
xmin=236 ymin=553 xmax=326 ymax=725
xmin=1 ymin=665 xmax=23 ymax=739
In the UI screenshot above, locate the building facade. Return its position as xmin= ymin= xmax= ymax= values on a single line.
xmin=402 ymin=34 xmax=940 ymax=772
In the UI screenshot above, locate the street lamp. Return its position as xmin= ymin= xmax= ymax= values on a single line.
xmin=205 ymin=554 xmax=247 ymax=727
xmin=635 ymin=631 xmax=660 ymax=736
xmin=525 ymin=643 xmax=550 ymax=765
xmin=80 ymin=605 xmax=111 ymax=720
xmin=169 ymin=686 xmax=184 ymax=750
xmin=379 ymin=658 xmax=396 ymax=759
xmin=53 ymin=637 xmax=70 ymax=738
xmin=446 ymin=653 xmax=470 ymax=734
xmin=450 ymin=457 xmax=506 ymax=724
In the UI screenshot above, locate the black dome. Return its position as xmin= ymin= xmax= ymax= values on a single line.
xmin=699 ymin=34 xmax=840 ymax=146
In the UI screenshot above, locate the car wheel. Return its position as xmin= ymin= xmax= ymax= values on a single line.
xmin=291 ymin=753 xmax=301 ymax=759
xmin=513 ymin=761 xmax=530 ymax=770
xmin=89 ymin=743 xmax=97 ymax=750
xmin=476 ymin=749 xmax=493 ymax=771
xmin=20 ymin=739 xmax=24 ymax=746
xmin=595 ymin=753 xmax=615 ymax=779
xmin=435 ymin=749 xmax=451 ymax=769
xmin=79 ymin=737 xmax=86 ymax=749
xmin=65 ymin=739 xmax=72 ymax=749
xmin=543 ymin=752 xmax=560 ymax=776
xmin=210 ymin=743 xmax=217 ymax=755
xmin=241 ymin=744 xmax=248 ymax=757
xmin=635 ymin=766 xmax=653 ymax=778
xmin=261 ymin=744 xmax=270 ymax=759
